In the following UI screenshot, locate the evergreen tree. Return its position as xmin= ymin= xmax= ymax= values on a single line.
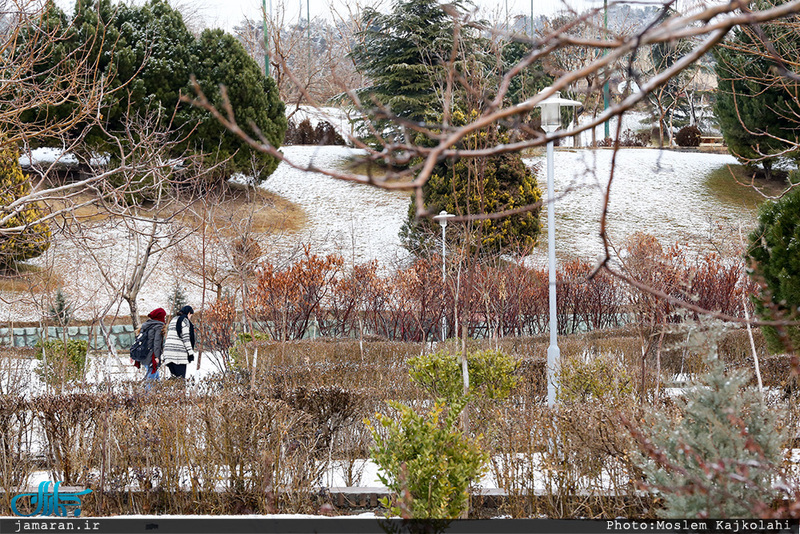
xmin=16 ymin=1 xmax=81 ymax=138
xmin=747 ymin=186 xmax=800 ymax=353
xmin=637 ymin=357 xmax=783 ymax=518
xmin=106 ymin=0 xmax=197 ymax=138
xmin=350 ymin=0 xmax=479 ymax=127
xmin=191 ymin=29 xmax=286 ymax=182
xmin=501 ymin=40 xmax=552 ymax=107
xmin=19 ymin=0 xmax=286 ymax=185
xmin=0 ymin=143 xmax=51 ymax=269
xmin=48 ymin=289 xmax=73 ymax=327
xmin=400 ymin=111 xmax=542 ymax=256
xmin=168 ymin=283 xmax=188 ymax=316
xmin=713 ymin=0 xmax=800 ymax=179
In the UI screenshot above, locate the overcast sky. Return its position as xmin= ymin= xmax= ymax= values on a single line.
xmin=194 ymin=0 xmax=608 ymax=31
xmin=50 ymin=0 xmax=608 ymax=32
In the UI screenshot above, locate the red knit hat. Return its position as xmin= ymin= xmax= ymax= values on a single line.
xmin=148 ymin=308 xmax=167 ymax=322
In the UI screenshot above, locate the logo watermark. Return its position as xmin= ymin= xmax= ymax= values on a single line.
xmin=11 ymin=481 xmax=92 ymax=517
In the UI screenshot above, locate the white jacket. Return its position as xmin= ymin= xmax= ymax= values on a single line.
xmin=161 ymin=314 xmax=195 ymax=365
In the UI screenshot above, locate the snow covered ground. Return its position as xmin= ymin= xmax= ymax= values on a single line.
xmin=3 ymin=143 xmax=749 ymax=322
xmin=260 ymin=145 xmax=411 ymax=269
xmin=524 ymin=148 xmax=744 ymax=266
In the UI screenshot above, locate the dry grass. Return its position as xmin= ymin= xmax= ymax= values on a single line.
xmin=171 ymin=184 xmax=305 ymax=236
xmin=2 ymin=183 xmax=303 ymax=295
xmin=43 ymin=183 xmax=304 ymax=236
xmin=0 ymin=264 xmax=63 ymax=293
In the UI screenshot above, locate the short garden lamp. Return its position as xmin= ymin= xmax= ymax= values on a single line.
xmin=536 ymin=88 xmax=581 ymax=408
xmin=433 ymin=210 xmax=455 ymax=341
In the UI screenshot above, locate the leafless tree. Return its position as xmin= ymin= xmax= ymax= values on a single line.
xmin=55 ymin=110 xmax=212 ymax=330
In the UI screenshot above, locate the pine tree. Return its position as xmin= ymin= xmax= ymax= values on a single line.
xmin=191 ymin=28 xmax=287 ymax=183
xmin=48 ymin=289 xmax=73 ymax=327
xmin=637 ymin=357 xmax=784 ymax=518
xmin=0 ymin=143 xmax=51 ymax=269
xmin=168 ymin=283 xmax=188 ymax=316
xmin=747 ymin=186 xmax=800 ymax=353
xmin=350 ymin=0 xmax=478 ymax=127
xmin=713 ymin=0 xmax=800 ymax=179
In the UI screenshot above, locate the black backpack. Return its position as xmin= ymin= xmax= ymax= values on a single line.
xmin=130 ymin=322 xmax=157 ymax=363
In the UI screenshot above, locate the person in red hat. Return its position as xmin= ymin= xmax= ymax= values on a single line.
xmin=134 ymin=308 xmax=167 ymax=381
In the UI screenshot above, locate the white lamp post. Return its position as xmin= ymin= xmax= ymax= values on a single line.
xmin=536 ymin=88 xmax=581 ymax=408
xmin=433 ymin=210 xmax=455 ymax=341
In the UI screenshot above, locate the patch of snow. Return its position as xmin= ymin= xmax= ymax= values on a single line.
xmin=19 ymin=148 xmax=108 ymax=167
xmin=524 ymin=148 xmax=744 ymax=267
xmin=260 ymin=145 xmax=411 ymax=271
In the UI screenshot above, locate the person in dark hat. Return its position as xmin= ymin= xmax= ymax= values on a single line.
xmin=135 ymin=307 xmax=167 ymax=381
xmin=161 ymin=305 xmax=196 ymax=379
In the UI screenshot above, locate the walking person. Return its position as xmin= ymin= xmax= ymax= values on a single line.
xmin=162 ymin=305 xmax=196 ymax=379
xmin=131 ymin=308 xmax=166 ymax=382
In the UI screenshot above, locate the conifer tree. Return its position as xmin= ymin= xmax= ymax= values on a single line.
xmin=713 ymin=0 xmax=800 ymax=179
xmin=19 ymin=0 xmax=286 ymax=184
xmin=350 ymin=0 xmax=478 ymax=127
xmin=0 ymin=143 xmax=51 ymax=269
xmin=400 ymin=112 xmax=542 ymax=256
xmin=747 ymin=186 xmax=800 ymax=353
xmin=637 ymin=356 xmax=784 ymax=518
xmin=191 ymin=29 xmax=286 ymax=182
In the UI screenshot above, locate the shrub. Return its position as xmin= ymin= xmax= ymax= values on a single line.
xmin=0 ymin=142 xmax=51 ymax=269
xmin=633 ymin=357 xmax=784 ymax=518
xmin=229 ymin=331 xmax=270 ymax=372
xmin=675 ymin=125 xmax=702 ymax=147
xmin=202 ymin=295 xmax=237 ymax=372
xmin=367 ymin=400 xmax=488 ymax=518
xmin=596 ymin=129 xmax=649 ymax=147
xmin=557 ymin=352 xmax=635 ymax=404
xmin=407 ymin=349 xmax=519 ymax=402
xmin=621 ymin=128 xmax=650 ymax=147
xmin=36 ymin=392 xmax=100 ymax=484
xmin=314 ymin=121 xmax=346 ymax=145
xmin=747 ymin=187 xmax=800 ymax=353
xmin=285 ymin=118 xmax=317 ymax=145
xmin=400 ymin=109 xmax=542 ymax=256
xmin=35 ymin=339 xmax=88 ymax=386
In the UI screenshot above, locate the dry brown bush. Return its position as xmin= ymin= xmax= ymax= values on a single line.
xmin=0 ymin=329 xmax=795 ymax=516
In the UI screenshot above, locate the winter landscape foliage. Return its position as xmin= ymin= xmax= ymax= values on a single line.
xmin=1 ymin=0 xmax=800 ymax=522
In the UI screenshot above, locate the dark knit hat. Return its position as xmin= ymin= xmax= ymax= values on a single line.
xmin=148 ymin=308 xmax=167 ymax=322
xmin=180 ymin=305 xmax=194 ymax=316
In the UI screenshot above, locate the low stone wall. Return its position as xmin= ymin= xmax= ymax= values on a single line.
xmin=0 ymin=325 xmax=136 ymax=350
